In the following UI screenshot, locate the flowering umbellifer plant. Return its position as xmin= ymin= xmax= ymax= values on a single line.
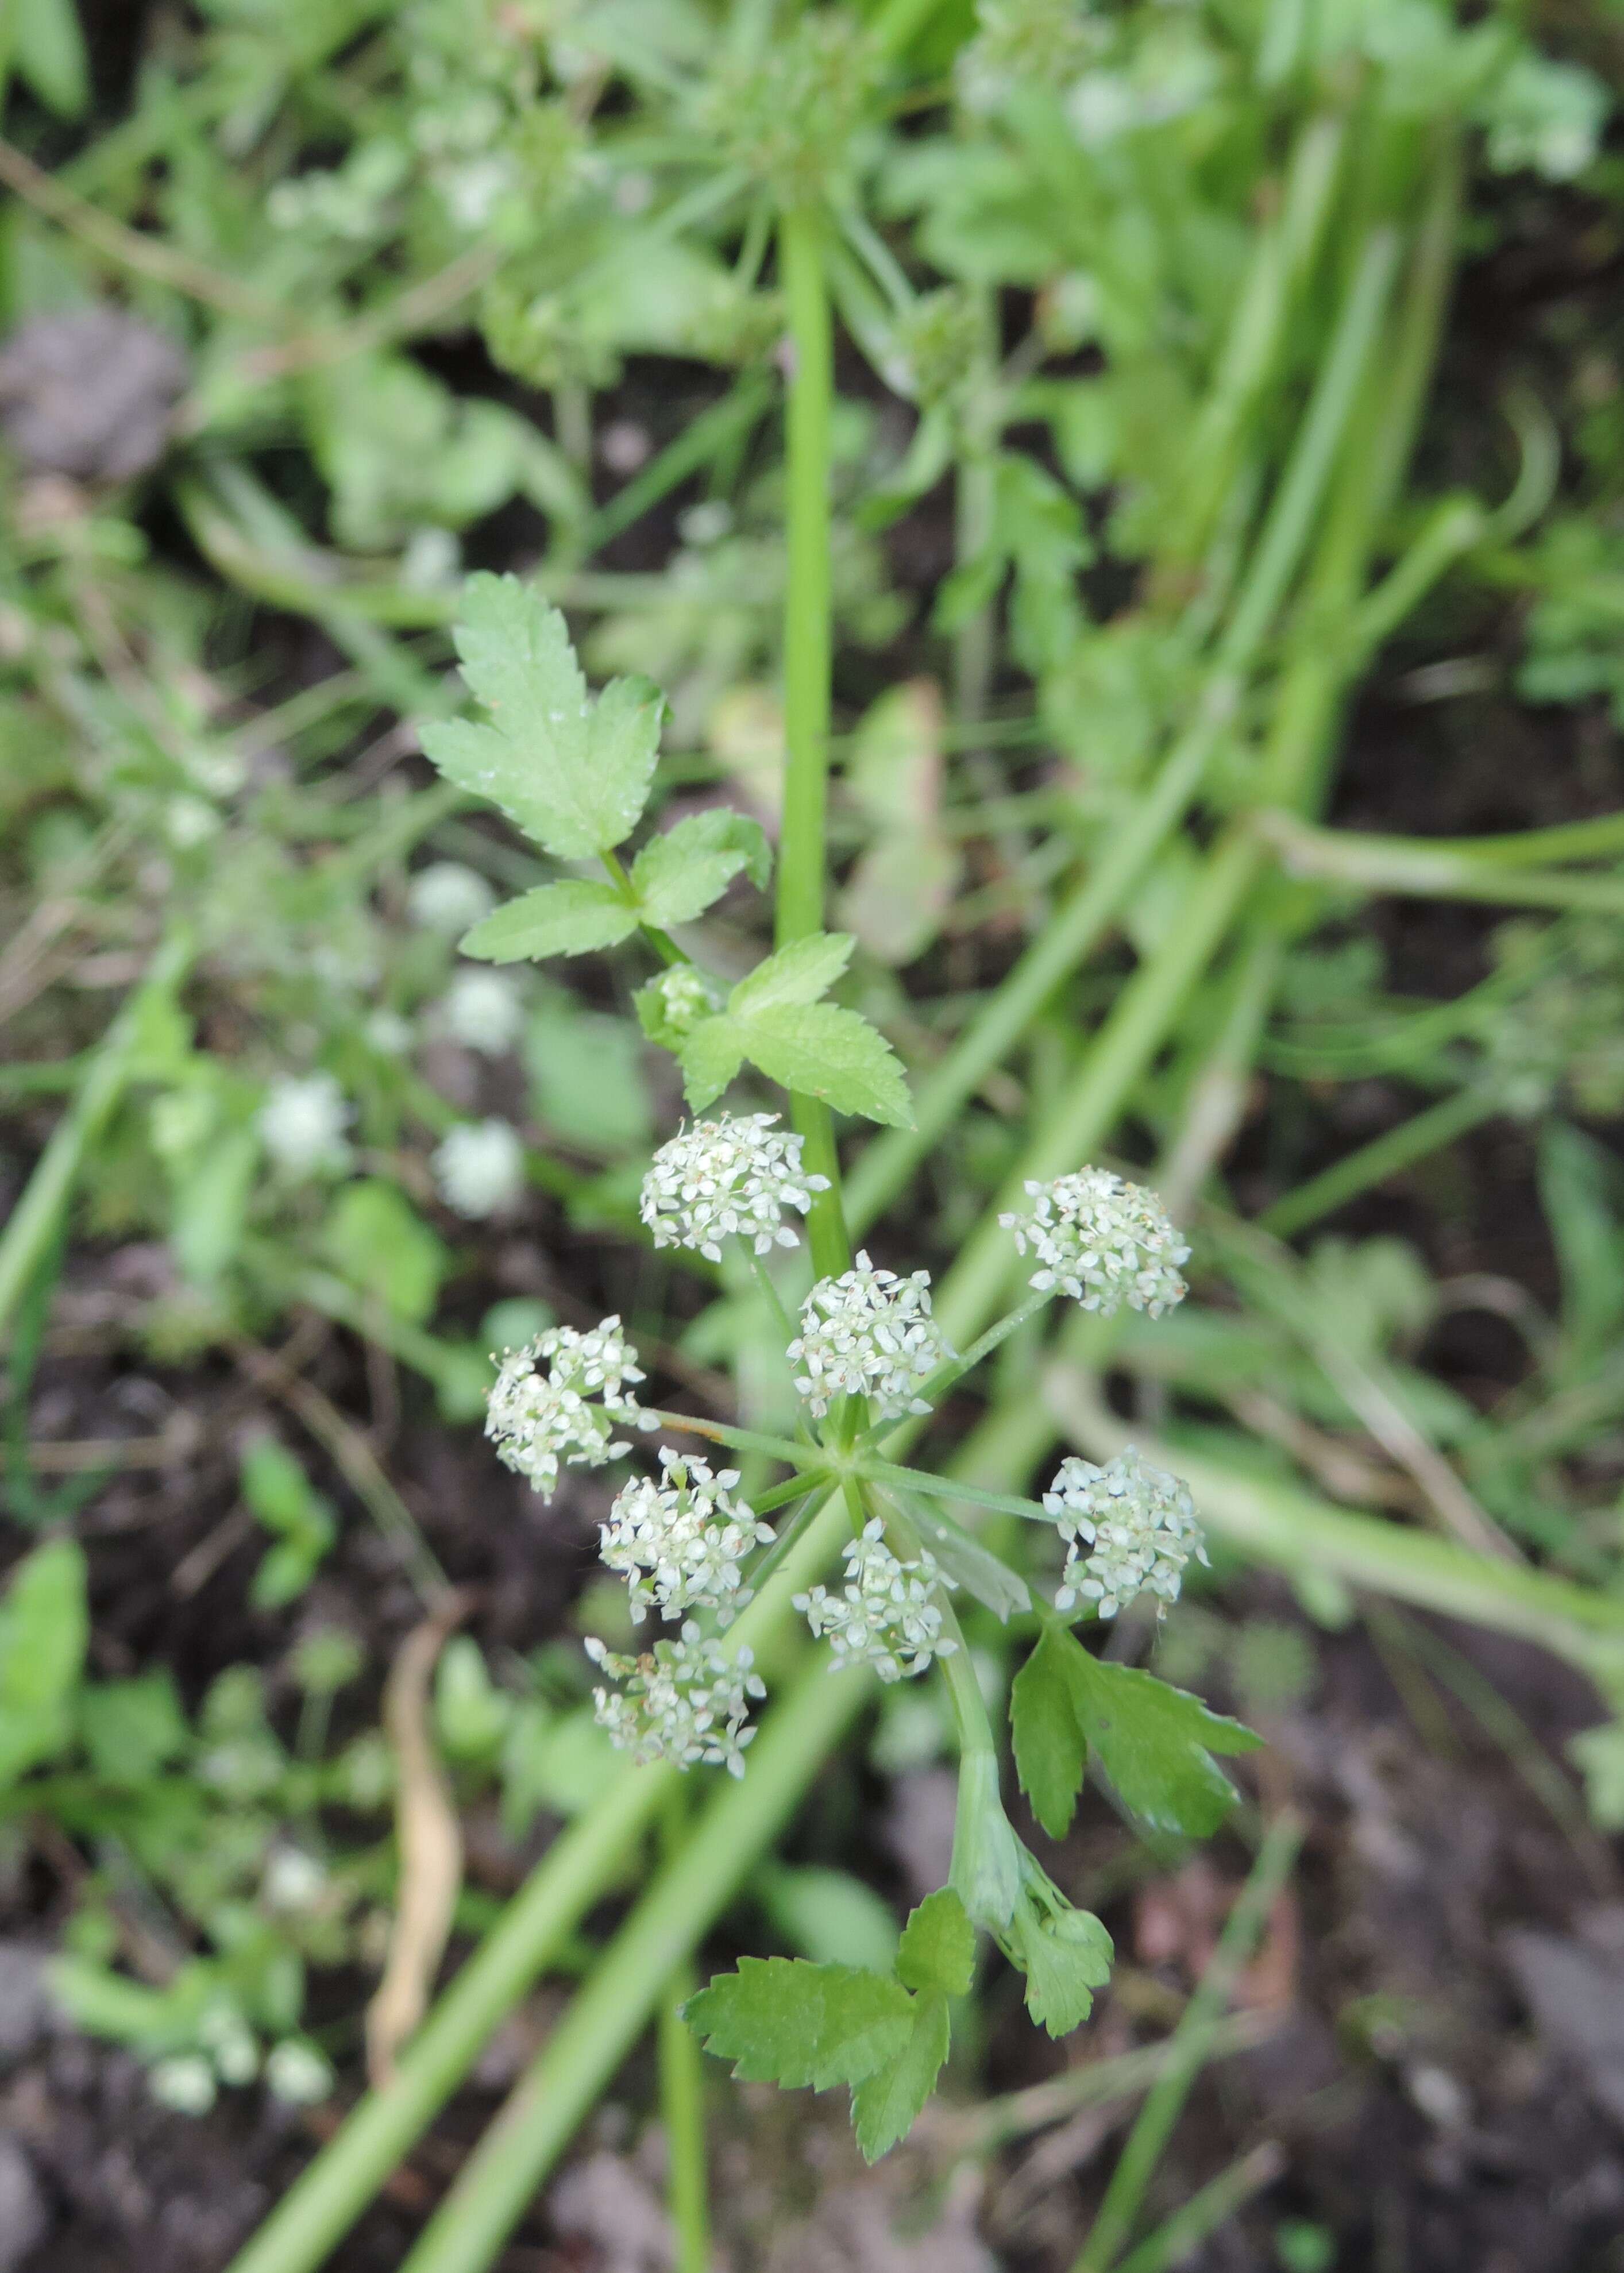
xmin=422 ymin=577 xmax=1259 ymax=2162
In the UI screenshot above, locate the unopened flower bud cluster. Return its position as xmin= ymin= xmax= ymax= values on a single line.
xmin=794 ymin=1520 xmax=957 ymax=1683
xmin=587 ymin=1624 xmax=765 ymax=1777
xmin=599 ymin=1449 xmax=773 ymax=1627
xmin=639 ymin=1112 xmax=828 ymax=1261
xmin=1001 ymin=1167 xmax=1189 ymax=1317
xmin=1046 ymin=1447 xmax=1206 ymax=1619
xmin=485 ymin=1318 xmax=654 ymax=1499
xmin=788 ymin=1252 xmax=953 ymax=1421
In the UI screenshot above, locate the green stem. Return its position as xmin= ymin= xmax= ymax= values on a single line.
xmin=645 ymin=1410 xmax=827 ymax=1471
xmin=392 ymin=1657 xmax=868 ymax=2273
xmin=846 ymin=220 xmax=1401 ymax=1239
xmin=1109 ymin=2143 xmax=1285 ymax=2273
xmin=1071 ymin=1815 xmax=1302 ymax=2273
xmin=1045 ymin=1365 xmax=1624 ymax=1674
xmin=658 ymin=1790 xmax=711 ymax=2273
xmin=658 ymin=1966 xmax=711 ymax=2273
xmin=854 ymin=1292 xmax=1049 ymax=1441
xmin=776 ymin=200 xmax=850 ymax=1283
xmin=860 ymin=1460 xmax=1048 ymax=1526
xmin=580 ymin=373 xmax=774 ymax=554
xmin=0 ymin=929 xmax=192 ymax=1344
xmin=600 ymin=847 xmax=684 ymax=966
xmin=220 ymin=1485 xmax=852 ymax=2273
xmin=1257 ymin=809 xmax=1624 ymax=914
xmin=1258 ymin=1085 xmax=1498 ymax=1241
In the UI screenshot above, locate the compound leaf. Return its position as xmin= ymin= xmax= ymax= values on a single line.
xmin=685 ymin=1956 xmax=915 ymax=2090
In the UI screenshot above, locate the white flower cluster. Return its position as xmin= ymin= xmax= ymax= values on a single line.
xmin=1044 ymin=1448 xmax=1206 ymax=1620
xmin=587 ymin=1623 xmax=765 ymax=1777
xmin=259 ymin=1072 xmax=353 ymax=1180
xmin=439 ymin=968 xmax=524 ymax=1056
xmin=599 ymin=1449 xmax=774 ymax=1627
xmin=794 ymin=1520 xmax=957 ymax=1683
xmin=434 ymin=1118 xmax=526 ymax=1218
xmin=1001 ymin=1167 xmax=1189 ymax=1317
xmin=787 ymin=1253 xmax=954 ymax=1421
xmin=485 ymin=1318 xmax=654 ymax=1499
xmin=639 ymin=1113 xmax=830 ymax=1262
xmin=408 ymin=860 xmax=495 ymax=937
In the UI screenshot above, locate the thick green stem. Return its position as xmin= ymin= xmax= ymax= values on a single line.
xmin=221 ymin=1485 xmax=852 ymax=2273
xmin=394 ymin=1658 xmax=867 ymax=2273
xmin=659 ymin=1965 xmax=711 ymax=2273
xmin=1044 ymin=1365 xmax=1624 ymax=1674
xmin=1257 ymin=809 xmax=1624 ymax=914
xmin=658 ymin=1791 xmax=711 ymax=2273
xmin=776 ymin=201 xmax=850 ymax=1282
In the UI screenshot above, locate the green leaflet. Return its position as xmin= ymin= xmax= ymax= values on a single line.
xmin=851 ymin=1992 xmax=950 ymax=2162
xmin=895 ymin=1885 xmax=975 ymax=1997
xmin=1012 ymin=1896 xmax=1114 ymax=2039
xmin=1010 ymin=1622 xmax=1089 ymax=1839
xmin=731 ymin=931 xmax=855 ymax=1013
xmin=683 ymin=1956 xmax=915 ymax=2090
xmin=674 ymin=931 xmax=914 ymax=1127
xmin=687 ymin=1889 xmax=975 ymax=2158
xmin=420 ymin=573 xmax=662 ymax=862
xmin=631 ymin=809 xmax=772 ymax=924
xmin=1012 ymin=1623 xmax=1262 ymax=1840
xmin=462 ymin=882 xmax=637 ymax=962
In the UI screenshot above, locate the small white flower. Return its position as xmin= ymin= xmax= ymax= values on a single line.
xmin=599 ymin=1449 xmax=774 ymax=1626
xmin=364 ymin=1008 xmax=414 ymax=1056
xmin=439 ymin=968 xmax=524 ymax=1056
xmin=788 ymin=1252 xmax=954 ymax=1421
xmin=794 ymin=1519 xmax=957 ymax=1683
xmin=434 ymin=1118 xmax=527 ymax=1219
xmin=1000 ymin=1166 xmax=1189 ymax=1317
xmin=409 ymin=861 xmax=495 ymax=937
xmin=485 ymin=1318 xmax=654 ymax=1500
xmin=150 ymin=2054 xmax=218 ymax=2116
xmin=587 ymin=1621 xmax=766 ymax=1776
xmin=265 ymin=2039 xmax=335 ymax=2107
xmin=259 ymin=1072 xmax=353 ymax=1180
xmin=198 ymin=2001 xmax=259 ymax=2087
xmin=639 ymin=1113 xmax=830 ymax=1263
xmin=1045 ymin=1447 xmax=1206 ymax=1619
xmin=261 ymin=1847 xmax=327 ymax=1915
